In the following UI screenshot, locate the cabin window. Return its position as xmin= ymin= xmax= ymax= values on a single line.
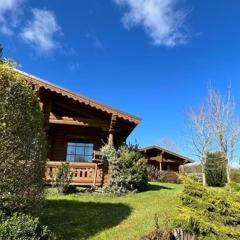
xmin=66 ymin=138 xmax=93 ymax=162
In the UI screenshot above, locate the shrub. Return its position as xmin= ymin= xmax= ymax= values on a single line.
xmin=147 ymin=165 xmax=161 ymax=182
xmin=175 ymin=177 xmax=240 ymax=240
xmin=55 ymin=163 xmax=74 ymax=194
xmin=230 ymin=169 xmax=240 ymax=183
xmin=141 ymin=214 xmax=175 ymax=240
xmin=159 ymin=171 xmax=181 ymax=184
xmin=227 ymin=181 xmax=240 ymax=192
xmin=205 ymin=152 xmax=227 ymax=187
xmin=0 ymin=212 xmax=56 ymax=240
xmin=0 ymin=62 xmax=47 ymax=215
xmin=101 ymin=143 xmax=148 ymax=194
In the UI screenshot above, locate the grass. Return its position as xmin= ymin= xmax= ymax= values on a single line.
xmin=40 ymin=182 xmax=182 ymax=240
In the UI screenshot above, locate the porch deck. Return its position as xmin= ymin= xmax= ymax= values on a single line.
xmin=46 ymin=161 xmax=107 ymax=187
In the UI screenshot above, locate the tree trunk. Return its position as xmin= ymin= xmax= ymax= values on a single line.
xmin=226 ymin=161 xmax=231 ymax=183
xmin=202 ymin=164 xmax=206 ymax=186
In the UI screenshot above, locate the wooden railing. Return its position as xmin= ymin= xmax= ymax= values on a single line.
xmin=46 ymin=161 xmax=104 ymax=186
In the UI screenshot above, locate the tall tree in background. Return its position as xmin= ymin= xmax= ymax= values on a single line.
xmin=157 ymin=137 xmax=181 ymax=153
xmin=188 ymin=105 xmax=211 ymax=185
xmin=188 ymin=86 xmax=240 ymax=184
xmin=207 ymin=87 xmax=240 ymax=182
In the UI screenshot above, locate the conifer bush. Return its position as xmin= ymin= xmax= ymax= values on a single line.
xmin=175 ymin=177 xmax=240 ymax=240
xmin=101 ymin=144 xmax=148 ymax=194
xmin=0 ymin=62 xmax=47 ymax=214
xmin=205 ymin=152 xmax=227 ymax=187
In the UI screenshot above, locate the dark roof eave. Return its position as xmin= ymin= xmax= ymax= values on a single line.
xmin=140 ymin=145 xmax=194 ymax=163
xmin=15 ymin=69 xmax=141 ymax=124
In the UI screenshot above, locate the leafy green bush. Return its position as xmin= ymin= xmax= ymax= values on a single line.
xmin=55 ymin=163 xmax=74 ymax=194
xmin=0 ymin=212 xmax=56 ymax=240
xmin=205 ymin=152 xmax=227 ymax=187
xmin=175 ymin=177 xmax=240 ymax=240
xmin=101 ymin=144 xmax=148 ymax=194
xmin=0 ymin=62 xmax=47 ymax=215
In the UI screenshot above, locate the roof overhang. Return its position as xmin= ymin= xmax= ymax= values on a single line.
xmin=140 ymin=145 xmax=193 ymax=164
xmin=15 ymin=69 xmax=141 ymax=125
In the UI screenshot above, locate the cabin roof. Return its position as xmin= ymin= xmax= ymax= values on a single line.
xmin=140 ymin=145 xmax=193 ymax=163
xmin=16 ymin=69 xmax=141 ymax=124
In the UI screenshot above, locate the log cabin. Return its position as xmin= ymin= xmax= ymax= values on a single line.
xmin=17 ymin=70 xmax=141 ymax=187
xmin=141 ymin=145 xmax=192 ymax=172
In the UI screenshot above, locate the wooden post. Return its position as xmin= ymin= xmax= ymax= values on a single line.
xmin=108 ymin=115 xmax=117 ymax=146
xmin=108 ymin=132 xmax=114 ymax=146
xmin=42 ymin=98 xmax=52 ymax=130
xmin=159 ymin=151 xmax=164 ymax=172
xmin=93 ymin=164 xmax=98 ymax=187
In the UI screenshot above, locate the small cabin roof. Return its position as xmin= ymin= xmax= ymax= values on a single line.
xmin=16 ymin=69 xmax=141 ymax=125
xmin=140 ymin=145 xmax=193 ymax=163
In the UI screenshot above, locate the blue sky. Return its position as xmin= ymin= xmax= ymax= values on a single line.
xmin=1 ymin=0 xmax=240 ymax=160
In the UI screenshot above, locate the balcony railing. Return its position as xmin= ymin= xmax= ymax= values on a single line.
xmin=46 ymin=161 xmax=105 ymax=187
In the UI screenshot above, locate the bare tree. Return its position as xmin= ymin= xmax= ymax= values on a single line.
xmin=188 ymin=105 xmax=212 ymax=185
xmin=207 ymin=87 xmax=240 ymax=182
xmin=188 ymin=86 xmax=240 ymax=184
xmin=157 ymin=137 xmax=181 ymax=153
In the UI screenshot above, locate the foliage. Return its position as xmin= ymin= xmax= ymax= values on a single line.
xmin=55 ymin=163 xmax=74 ymax=194
xmin=147 ymin=165 xmax=161 ymax=181
xmin=101 ymin=143 xmax=148 ymax=194
xmin=41 ymin=182 xmax=182 ymax=240
xmin=175 ymin=177 xmax=240 ymax=240
xmin=205 ymin=152 xmax=227 ymax=187
xmin=227 ymin=181 xmax=240 ymax=192
xmin=0 ymin=62 xmax=47 ymax=215
xmin=230 ymin=169 xmax=240 ymax=183
xmin=179 ymin=163 xmax=203 ymax=173
xmin=0 ymin=212 xmax=56 ymax=240
xmin=141 ymin=214 xmax=175 ymax=240
xmin=159 ymin=171 xmax=181 ymax=184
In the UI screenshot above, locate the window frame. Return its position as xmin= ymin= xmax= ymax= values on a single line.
xmin=66 ymin=138 xmax=94 ymax=163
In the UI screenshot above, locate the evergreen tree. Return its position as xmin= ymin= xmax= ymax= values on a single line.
xmin=205 ymin=152 xmax=227 ymax=187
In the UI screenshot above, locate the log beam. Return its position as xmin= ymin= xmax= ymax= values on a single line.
xmin=108 ymin=115 xmax=117 ymax=145
xmin=49 ymin=114 xmax=110 ymax=130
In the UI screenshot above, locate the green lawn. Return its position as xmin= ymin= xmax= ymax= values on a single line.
xmin=40 ymin=183 xmax=182 ymax=240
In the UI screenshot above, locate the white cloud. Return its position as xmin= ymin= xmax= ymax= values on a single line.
xmin=114 ymin=0 xmax=188 ymax=47
xmin=86 ymin=32 xmax=103 ymax=49
xmin=68 ymin=62 xmax=80 ymax=72
xmin=20 ymin=8 xmax=61 ymax=53
xmin=0 ymin=0 xmax=25 ymax=35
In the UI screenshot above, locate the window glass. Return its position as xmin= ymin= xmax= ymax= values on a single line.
xmin=66 ymin=139 xmax=93 ymax=162
xmin=76 ymin=147 xmax=85 ymax=155
xmin=85 ymin=146 xmax=93 ymax=156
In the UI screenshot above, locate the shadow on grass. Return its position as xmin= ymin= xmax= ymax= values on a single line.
xmin=148 ymin=183 xmax=173 ymax=191
xmin=40 ymin=199 xmax=131 ymax=240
